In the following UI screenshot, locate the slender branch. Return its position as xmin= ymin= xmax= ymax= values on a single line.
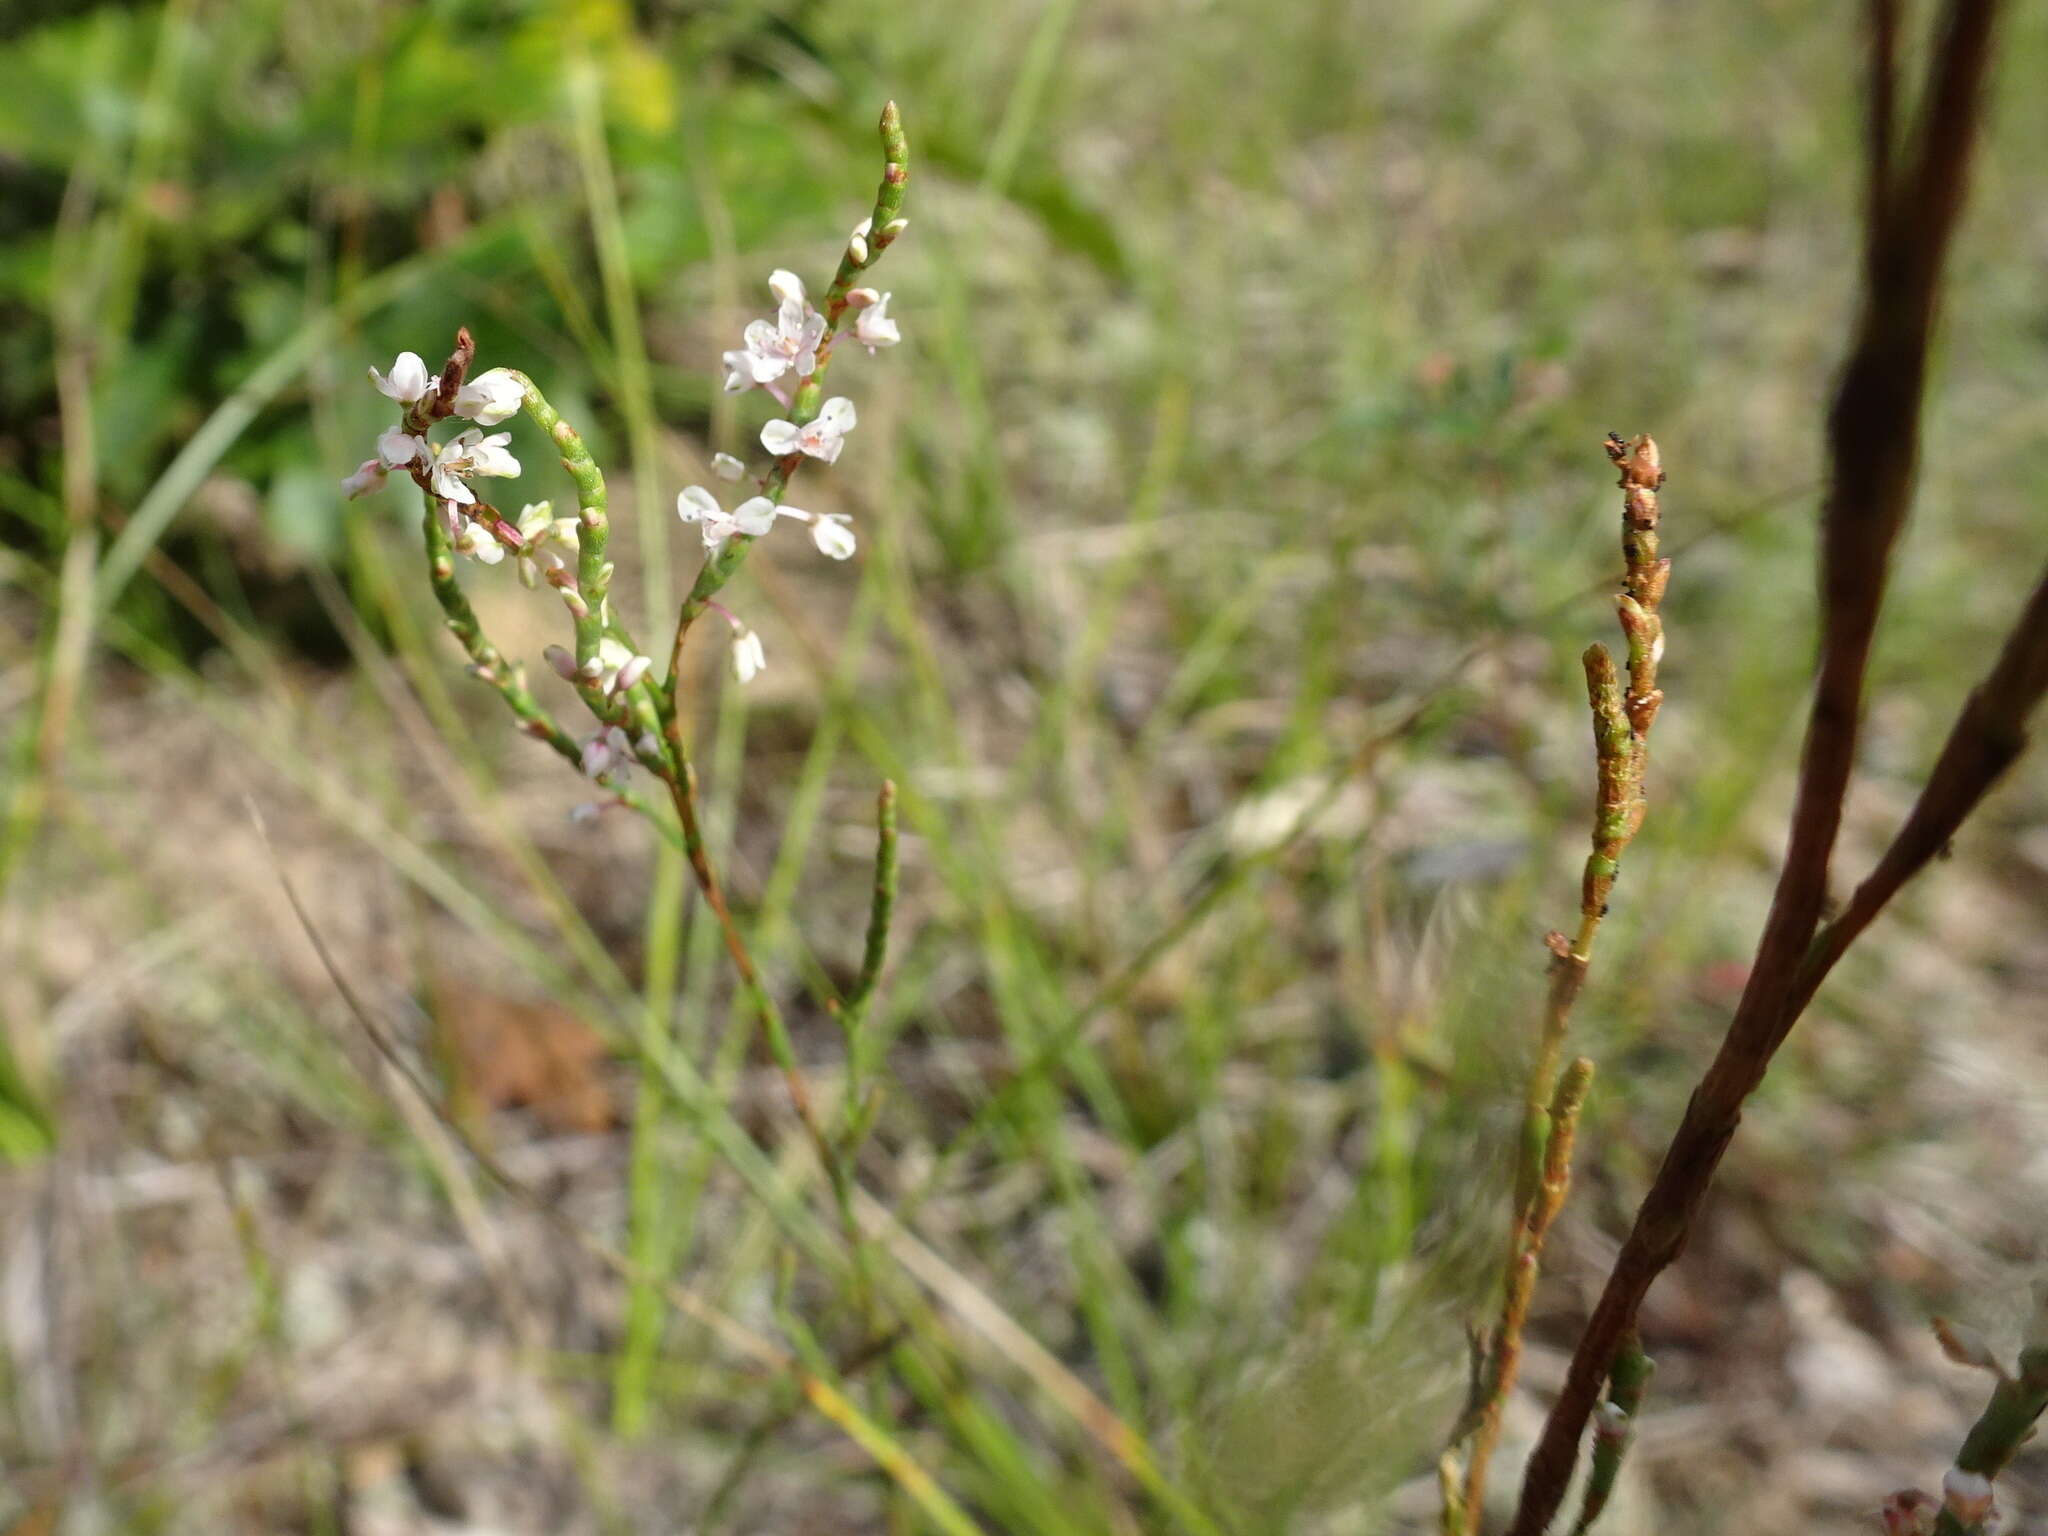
xmin=844 ymin=778 xmax=901 ymax=1032
xmin=646 ymin=102 xmax=912 ymax=1206
xmin=1867 ymin=0 xmax=1900 ymax=260
xmin=1791 ymin=560 xmax=2048 ymax=1014
xmin=1449 ymin=437 xmax=1669 ymax=1529
xmin=1506 ymin=9 xmax=2005 ymax=1530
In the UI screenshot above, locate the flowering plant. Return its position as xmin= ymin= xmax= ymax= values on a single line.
xmin=341 ymin=104 xmax=912 ymax=1224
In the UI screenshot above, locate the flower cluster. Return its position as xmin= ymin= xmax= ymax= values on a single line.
xmin=350 ymin=104 xmax=908 ymax=810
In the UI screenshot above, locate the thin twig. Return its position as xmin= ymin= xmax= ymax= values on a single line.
xmin=1506 ymin=7 xmax=2006 ymax=1530
xmin=1449 ymin=436 xmax=1669 ymax=1529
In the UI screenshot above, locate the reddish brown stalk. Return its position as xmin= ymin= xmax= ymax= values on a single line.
xmin=1506 ymin=5 xmax=2005 ymax=1531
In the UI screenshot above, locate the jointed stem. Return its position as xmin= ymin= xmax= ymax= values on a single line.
xmin=1450 ymin=437 xmax=1668 ymax=1532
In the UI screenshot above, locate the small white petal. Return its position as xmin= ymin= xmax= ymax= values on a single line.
xmin=468 ymin=432 xmax=520 ymax=478
xmin=376 ymin=429 xmax=421 ymax=469
xmin=369 ymin=351 xmax=433 ymax=403
xmin=767 ymin=269 xmax=806 ymax=307
xmin=818 ymin=396 xmax=857 ymax=433
xmin=677 ymin=485 xmax=721 ymax=523
xmin=731 ymin=629 xmax=766 ymax=684
xmin=732 ymin=497 xmax=778 ymax=537
xmin=711 ymin=452 xmax=746 ymax=482
xmin=811 ymin=515 xmax=856 ymax=560
xmin=760 ymin=419 xmax=802 ymax=456
xmin=452 ymin=367 xmax=524 ymax=426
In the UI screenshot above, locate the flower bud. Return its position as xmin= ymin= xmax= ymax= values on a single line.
xmin=1942 ymin=1468 xmax=1995 ymax=1528
xmin=846 ymin=287 xmax=881 ymax=309
xmin=614 ymin=654 xmax=652 ymax=694
xmin=544 ymin=645 xmax=578 ymax=681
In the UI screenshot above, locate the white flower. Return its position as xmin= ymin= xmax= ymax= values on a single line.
xmin=452 ymin=367 xmax=524 ymax=426
xmin=369 ymin=351 xmax=435 ymax=404
xmin=711 ymin=452 xmax=747 ymax=482
xmin=341 ymin=459 xmax=388 ymax=499
xmin=809 ymin=513 xmax=857 ymax=560
xmin=731 ymin=628 xmax=766 ymax=684
xmin=760 ymin=396 xmax=855 ymax=464
xmin=579 ymin=725 xmax=635 ymax=783
xmin=851 ymin=292 xmax=899 ymax=353
xmin=512 ymin=500 xmax=577 ymax=589
xmin=426 ymin=428 xmax=521 ymax=505
xmin=676 ymin=486 xmax=780 ymax=552
xmin=377 ymin=428 xmax=424 ymax=469
xmin=722 ymin=271 xmax=825 ymax=395
xmin=449 ymin=514 xmax=505 ymax=566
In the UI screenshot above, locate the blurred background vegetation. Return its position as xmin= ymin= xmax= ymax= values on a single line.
xmin=3 ymin=0 xmax=2047 ymax=1531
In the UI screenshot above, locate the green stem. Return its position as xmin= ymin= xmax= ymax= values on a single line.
xmin=1570 ymin=1333 xmax=1653 ymax=1535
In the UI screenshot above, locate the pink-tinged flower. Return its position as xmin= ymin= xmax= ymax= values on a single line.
xmin=452 ymin=367 xmax=524 ymax=426
xmin=449 ymin=515 xmax=505 ymax=566
xmin=676 ymin=486 xmax=780 ymax=552
xmin=369 ymin=351 xmax=435 ymax=404
xmin=512 ymin=500 xmax=577 ymax=589
xmin=722 ymin=270 xmax=825 ymax=396
xmin=760 ymin=396 xmax=855 ymax=464
xmin=377 ymin=428 xmax=425 ymax=469
xmin=426 ymin=429 xmax=520 ymax=505
xmin=711 ymin=452 xmax=747 ymax=482
xmin=1880 ymin=1490 xmax=1937 ymax=1536
xmin=731 ymin=628 xmax=766 ymax=684
xmin=341 ymin=459 xmax=388 ymax=499
xmin=850 ymin=292 xmax=899 ymax=353
xmin=580 ymin=724 xmax=635 ymax=783
xmin=589 ymin=637 xmax=653 ymax=699
xmin=544 ymin=644 xmax=578 ymax=681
